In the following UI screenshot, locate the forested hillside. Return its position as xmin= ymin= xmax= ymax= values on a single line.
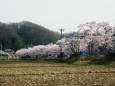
xmin=0 ymin=21 xmax=60 ymax=51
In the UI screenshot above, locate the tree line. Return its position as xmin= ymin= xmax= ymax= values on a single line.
xmin=16 ymin=21 xmax=115 ymax=58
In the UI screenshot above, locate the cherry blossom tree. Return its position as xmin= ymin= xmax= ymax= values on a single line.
xmin=77 ymin=21 xmax=115 ymax=55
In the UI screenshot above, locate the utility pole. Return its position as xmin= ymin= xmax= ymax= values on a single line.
xmin=1 ymin=43 xmax=2 ymax=59
xmin=59 ymin=29 xmax=65 ymax=38
xmin=59 ymin=29 xmax=65 ymax=60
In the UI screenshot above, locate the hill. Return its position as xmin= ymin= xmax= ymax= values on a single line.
xmin=0 ymin=21 xmax=60 ymax=50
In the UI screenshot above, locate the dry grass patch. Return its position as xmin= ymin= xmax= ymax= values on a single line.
xmin=0 ymin=60 xmax=115 ymax=86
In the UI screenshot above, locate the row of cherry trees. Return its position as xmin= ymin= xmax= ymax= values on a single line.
xmin=16 ymin=44 xmax=60 ymax=58
xmin=16 ymin=22 xmax=115 ymax=58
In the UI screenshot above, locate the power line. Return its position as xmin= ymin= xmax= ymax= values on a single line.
xmin=66 ymin=27 xmax=78 ymax=29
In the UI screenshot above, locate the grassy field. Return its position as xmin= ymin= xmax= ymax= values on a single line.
xmin=0 ymin=59 xmax=115 ymax=86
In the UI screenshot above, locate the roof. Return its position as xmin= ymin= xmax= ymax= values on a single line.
xmin=0 ymin=50 xmax=8 ymax=55
xmin=4 ymin=49 xmax=12 ymax=52
xmin=0 ymin=50 xmax=15 ymax=59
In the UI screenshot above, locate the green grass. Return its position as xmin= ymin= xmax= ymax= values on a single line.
xmin=0 ymin=60 xmax=115 ymax=86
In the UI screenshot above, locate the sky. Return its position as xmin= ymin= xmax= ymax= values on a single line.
xmin=0 ymin=0 xmax=115 ymax=33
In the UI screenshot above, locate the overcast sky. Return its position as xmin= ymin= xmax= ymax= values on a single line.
xmin=0 ymin=0 xmax=115 ymax=33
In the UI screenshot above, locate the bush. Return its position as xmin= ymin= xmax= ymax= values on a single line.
xmin=87 ymin=55 xmax=109 ymax=65
xmin=67 ymin=55 xmax=80 ymax=64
